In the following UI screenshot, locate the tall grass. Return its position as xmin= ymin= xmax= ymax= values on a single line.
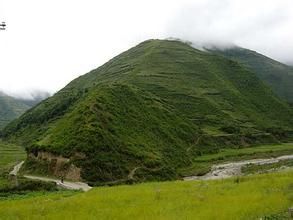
xmin=0 ymin=141 xmax=25 ymax=171
xmin=193 ymin=143 xmax=293 ymax=162
xmin=0 ymin=171 xmax=292 ymax=219
xmin=0 ymin=141 xmax=25 ymax=189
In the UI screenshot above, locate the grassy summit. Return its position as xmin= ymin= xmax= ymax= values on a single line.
xmin=2 ymin=40 xmax=293 ymax=184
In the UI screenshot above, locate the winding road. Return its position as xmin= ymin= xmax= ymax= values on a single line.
xmin=9 ymin=161 xmax=24 ymax=176
xmin=23 ymin=175 xmax=92 ymax=192
xmin=10 ymin=161 xmax=92 ymax=192
xmin=10 ymin=155 xmax=293 ymax=189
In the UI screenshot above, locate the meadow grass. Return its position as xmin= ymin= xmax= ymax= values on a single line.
xmin=0 ymin=141 xmax=25 ymax=171
xmin=0 ymin=141 xmax=26 ymax=189
xmin=193 ymin=143 xmax=293 ymax=162
xmin=0 ymin=170 xmax=292 ymax=219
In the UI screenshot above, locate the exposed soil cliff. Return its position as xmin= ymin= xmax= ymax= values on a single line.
xmin=26 ymin=151 xmax=85 ymax=181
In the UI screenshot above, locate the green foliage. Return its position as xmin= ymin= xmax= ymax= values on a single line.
xmin=0 ymin=91 xmax=49 ymax=129
xmin=0 ymin=141 xmax=59 ymax=198
xmin=190 ymin=143 xmax=293 ymax=162
xmin=0 ymin=93 xmax=30 ymax=129
xmin=0 ymin=178 xmax=58 ymax=198
xmin=211 ymin=47 xmax=293 ymax=103
xmin=0 ymin=140 xmax=25 ymax=173
xmin=0 ymin=171 xmax=292 ymax=219
xmin=1 ymin=40 xmax=293 ymax=184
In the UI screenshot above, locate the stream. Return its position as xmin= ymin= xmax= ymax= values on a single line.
xmin=184 ymin=155 xmax=293 ymax=181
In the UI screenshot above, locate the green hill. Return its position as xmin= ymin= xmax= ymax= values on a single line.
xmin=210 ymin=47 xmax=293 ymax=103
xmin=0 ymin=91 xmax=50 ymax=129
xmin=0 ymin=92 xmax=31 ymax=129
xmin=2 ymin=40 xmax=293 ymax=185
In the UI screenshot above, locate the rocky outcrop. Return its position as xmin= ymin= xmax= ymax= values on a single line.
xmin=28 ymin=151 xmax=85 ymax=181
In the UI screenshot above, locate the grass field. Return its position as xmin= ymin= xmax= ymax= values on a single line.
xmin=0 ymin=170 xmax=292 ymax=219
xmin=0 ymin=141 xmax=25 ymax=188
xmin=0 ymin=142 xmax=292 ymax=219
xmin=0 ymin=141 xmax=25 ymax=172
xmin=194 ymin=143 xmax=293 ymax=162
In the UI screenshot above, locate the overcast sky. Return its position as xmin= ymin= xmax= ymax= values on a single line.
xmin=0 ymin=0 xmax=292 ymax=98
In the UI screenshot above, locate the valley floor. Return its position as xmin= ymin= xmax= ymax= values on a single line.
xmin=184 ymin=154 xmax=293 ymax=181
xmin=0 ymin=142 xmax=293 ymax=219
xmin=0 ymin=141 xmax=25 ymax=172
xmin=180 ymin=142 xmax=293 ymax=176
xmin=0 ymin=141 xmax=25 ymax=188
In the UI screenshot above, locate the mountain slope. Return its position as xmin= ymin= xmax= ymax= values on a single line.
xmin=16 ymin=91 xmax=51 ymax=107
xmin=0 ymin=91 xmax=50 ymax=129
xmin=210 ymin=47 xmax=293 ymax=103
xmin=0 ymin=92 xmax=31 ymax=129
xmin=2 ymin=40 xmax=293 ymax=185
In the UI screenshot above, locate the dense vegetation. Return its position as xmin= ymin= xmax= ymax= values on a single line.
xmin=211 ymin=46 xmax=293 ymax=103
xmin=0 ymin=141 xmax=25 ymax=191
xmin=0 ymin=141 xmax=25 ymax=173
xmin=0 ymin=171 xmax=292 ymax=219
xmin=2 ymin=40 xmax=293 ymax=185
xmin=0 ymin=178 xmax=58 ymax=198
xmin=0 ymin=141 xmax=59 ymax=198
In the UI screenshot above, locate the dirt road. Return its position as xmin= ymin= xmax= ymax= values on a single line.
xmin=12 ymin=155 xmax=293 ymax=188
xmin=9 ymin=161 xmax=24 ymax=176
xmin=10 ymin=161 xmax=92 ymax=192
xmin=23 ymin=175 xmax=92 ymax=192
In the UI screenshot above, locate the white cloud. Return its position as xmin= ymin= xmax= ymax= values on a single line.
xmin=0 ymin=0 xmax=292 ymax=96
xmin=165 ymin=0 xmax=293 ymax=62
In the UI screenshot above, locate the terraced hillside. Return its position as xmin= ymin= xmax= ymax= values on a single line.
xmin=0 ymin=141 xmax=25 ymax=188
xmin=2 ymin=40 xmax=293 ymax=185
xmin=0 ymin=141 xmax=25 ymax=172
xmin=211 ymin=47 xmax=293 ymax=103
